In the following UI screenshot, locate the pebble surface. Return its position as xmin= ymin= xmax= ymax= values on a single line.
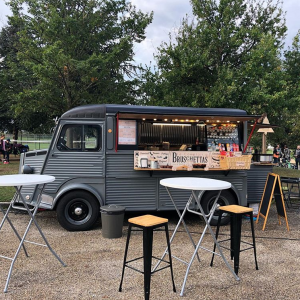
xmin=0 ymin=205 xmax=299 ymax=299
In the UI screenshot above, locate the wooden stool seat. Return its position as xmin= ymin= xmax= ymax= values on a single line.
xmin=129 ymin=215 xmax=168 ymax=227
xmin=211 ymin=205 xmax=258 ymax=275
xmin=119 ymin=214 xmax=176 ymax=299
xmin=219 ymin=205 xmax=253 ymax=214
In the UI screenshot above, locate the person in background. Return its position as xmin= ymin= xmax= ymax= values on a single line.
xmin=3 ymin=138 xmax=11 ymax=164
xmin=295 ymin=145 xmax=300 ymax=169
xmin=0 ymin=134 xmax=5 ymax=161
xmin=273 ymin=144 xmax=280 ymax=165
xmin=283 ymin=145 xmax=291 ymax=163
xmin=277 ymin=144 xmax=282 ymax=159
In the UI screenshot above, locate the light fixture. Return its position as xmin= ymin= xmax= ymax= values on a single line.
xmin=142 ymin=118 xmax=146 ymax=121
xmin=154 ymin=118 xmax=157 ymax=121
xmin=164 ymin=119 xmax=168 ymax=121
xmin=153 ymin=123 xmax=191 ymax=126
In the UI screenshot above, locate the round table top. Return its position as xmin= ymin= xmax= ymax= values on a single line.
xmin=160 ymin=177 xmax=231 ymax=191
xmin=0 ymin=174 xmax=55 ymax=186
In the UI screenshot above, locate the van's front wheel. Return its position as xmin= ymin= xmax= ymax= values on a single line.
xmin=200 ymin=190 xmax=236 ymax=226
xmin=56 ymin=191 xmax=100 ymax=231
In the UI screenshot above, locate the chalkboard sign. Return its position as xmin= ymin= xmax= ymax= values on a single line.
xmin=256 ymin=173 xmax=289 ymax=231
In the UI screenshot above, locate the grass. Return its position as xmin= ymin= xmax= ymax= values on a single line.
xmin=0 ymin=158 xmax=20 ymax=202
xmin=25 ymin=142 xmax=50 ymax=150
xmin=272 ymin=166 xmax=300 ymax=178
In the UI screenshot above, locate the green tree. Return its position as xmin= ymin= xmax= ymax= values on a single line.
xmin=281 ymin=31 xmax=300 ymax=148
xmin=5 ymin=0 xmax=152 ymax=122
xmin=0 ymin=23 xmax=24 ymax=138
xmin=145 ymin=0 xmax=287 ymax=117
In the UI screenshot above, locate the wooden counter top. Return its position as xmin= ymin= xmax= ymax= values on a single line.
xmin=252 ymin=162 xmax=275 ymax=166
xmin=134 ymin=168 xmax=227 ymax=171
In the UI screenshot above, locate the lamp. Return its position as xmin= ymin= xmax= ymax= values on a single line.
xmin=257 ymin=117 xmax=274 ymax=154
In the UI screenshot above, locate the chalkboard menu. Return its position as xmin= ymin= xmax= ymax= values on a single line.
xmin=256 ymin=173 xmax=289 ymax=231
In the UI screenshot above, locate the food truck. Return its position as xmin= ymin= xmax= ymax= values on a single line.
xmin=19 ymin=104 xmax=272 ymax=231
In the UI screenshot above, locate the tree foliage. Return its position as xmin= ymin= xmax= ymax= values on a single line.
xmin=0 ymin=23 xmax=25 ymax=138
xmin=146 ymin=0 xmax=286 ymax=108
xmin=279 ymin=31 xmax=300 ymax=148
xmin=0 ymin=0 xmax=152 ymax=132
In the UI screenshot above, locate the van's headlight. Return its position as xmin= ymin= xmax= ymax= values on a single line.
xmin=23 ymin=165 xmax=34 ymax=174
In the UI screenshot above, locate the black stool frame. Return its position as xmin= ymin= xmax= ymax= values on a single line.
xmin=119 ymin=222 xmax=176 ymax=300
xmin=211 ymin=211 xmax=258 ymax=275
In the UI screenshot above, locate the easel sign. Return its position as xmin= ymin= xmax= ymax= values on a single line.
xmin=256 ymin=173 xmax=289 ymax=231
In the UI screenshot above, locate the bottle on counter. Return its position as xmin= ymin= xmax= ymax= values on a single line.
xmin=208 ymin=142 xmax=212 ymax=151
xmin=226 ymin=143 xmax=230 ymax=152
xmin=212 ymin=141 xmax=216 ymax=151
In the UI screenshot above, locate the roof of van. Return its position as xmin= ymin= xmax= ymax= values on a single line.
xmin=61 ymin=104 xmax=259 ymax=122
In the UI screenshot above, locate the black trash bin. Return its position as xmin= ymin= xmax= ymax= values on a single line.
xmin=100 ymin=205 xmax=125 ymax=238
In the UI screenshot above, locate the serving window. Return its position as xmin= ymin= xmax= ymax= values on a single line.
xmin=138 ymin=123 xmax=206 ymax=149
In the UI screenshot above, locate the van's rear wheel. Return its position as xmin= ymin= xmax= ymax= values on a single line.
xmin=56 ymin=191 xmax=100 ymax=231
xmin=200 ymin=190 xmax=236 ymax=226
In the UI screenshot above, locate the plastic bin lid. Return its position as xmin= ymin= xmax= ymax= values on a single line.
xmin=100 ymin=204 xmax=125 ymax=215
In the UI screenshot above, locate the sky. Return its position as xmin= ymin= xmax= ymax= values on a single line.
xmin=1 ymin=0 xmax=300 ymax=67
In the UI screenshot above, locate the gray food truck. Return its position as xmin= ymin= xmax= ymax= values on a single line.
xmin=18 ymin=104 xmax=272 ymax=231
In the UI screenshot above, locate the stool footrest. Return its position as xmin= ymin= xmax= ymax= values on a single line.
xmin=124 ymin=255 xmax=172 ymax=275
xmin=217 ymin=238 xmax=255 ymax=252
xmin=239 ymin=246 xmax=255 ymax=252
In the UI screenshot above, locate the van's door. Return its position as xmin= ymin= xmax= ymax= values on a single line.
xmin=43 ymin=120 xmax=105 ymax=231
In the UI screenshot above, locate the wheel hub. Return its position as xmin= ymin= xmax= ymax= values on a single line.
xmin=74 ymin=207 xmax=83 ymax=215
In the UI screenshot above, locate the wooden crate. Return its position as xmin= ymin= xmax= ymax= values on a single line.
xmin=219 ymin=155 xmax=252 ymax=170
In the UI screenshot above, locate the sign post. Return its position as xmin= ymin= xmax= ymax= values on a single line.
xmin=256 ymin=173 xmax=289 ymax=231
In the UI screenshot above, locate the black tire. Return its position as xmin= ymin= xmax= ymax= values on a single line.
xmin=200 ymin=190 xmax=236 ymax=226
xmin=56 ymin=191 xmax=100 ymax=231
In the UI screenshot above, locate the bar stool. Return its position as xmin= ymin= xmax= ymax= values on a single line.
xmin=119 ymin=214 xmax=176 ymax=300
xmin=210 ymin=205 xmax=258 ymax=275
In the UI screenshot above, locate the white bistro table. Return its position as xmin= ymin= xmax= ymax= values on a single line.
xmin=158 ymin=177 xmax=240 ymax=296
xmin=0 ymin=174 xmax=66 ymax=293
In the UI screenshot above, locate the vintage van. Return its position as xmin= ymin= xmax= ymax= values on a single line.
xmin=19 ymin=104 xmax=268 ymax=231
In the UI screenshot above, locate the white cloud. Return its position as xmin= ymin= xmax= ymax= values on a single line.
xmin=283 ymin=0 xmax=300 ymax=48
xmin=132 ymin=0 xmax=191 ymax=65
xmin=0 ymin=2 xmax=12 ymax=27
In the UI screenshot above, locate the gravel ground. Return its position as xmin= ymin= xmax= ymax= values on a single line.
xmin=0 ymin=204 xmax=300 ymax=300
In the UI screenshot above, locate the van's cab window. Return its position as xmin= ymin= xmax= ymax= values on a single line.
xmin=57 ymin=124 xmax=101 ymax=151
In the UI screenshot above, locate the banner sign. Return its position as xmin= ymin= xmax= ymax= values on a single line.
xmin=134 ymin=151 xmax=212 ymax=170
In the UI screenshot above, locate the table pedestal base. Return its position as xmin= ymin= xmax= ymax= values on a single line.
xmin=0 ymin=184 xmax=66 ymax=293
xmin=154 ymin=187 xmax=240 ymax=297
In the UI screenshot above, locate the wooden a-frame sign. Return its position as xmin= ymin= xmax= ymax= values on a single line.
xmin=256 ymin=173 xmax=289 ymax=231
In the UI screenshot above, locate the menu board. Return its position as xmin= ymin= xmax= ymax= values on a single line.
xmin=134 ymin=151 xmax=211 ymax=170
xmin=118 ymin=120 xmax=137 ymax=145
